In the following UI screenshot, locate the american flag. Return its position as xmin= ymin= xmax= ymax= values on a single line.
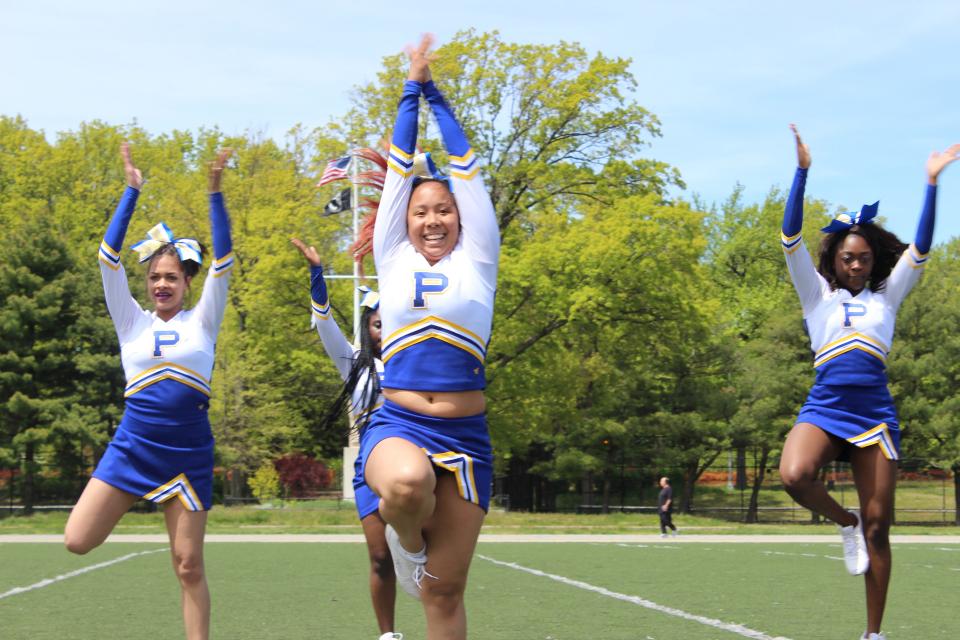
xmin=317 ymin=155 xmax=351 ymax=186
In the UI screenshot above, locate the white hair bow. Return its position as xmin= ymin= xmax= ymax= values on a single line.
xmin=129 ymin=223 xmax=202 ymax=265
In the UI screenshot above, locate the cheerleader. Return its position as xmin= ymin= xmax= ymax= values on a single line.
xmin=355 ymin=35 xmax=499 ymax=639
xmin=291 ymin=238 xmax=402 ymax=640
xmin=778 ymin=125 xmax=959 ymax=640
xmin=64 ymin=144 xmax=235 ymax=640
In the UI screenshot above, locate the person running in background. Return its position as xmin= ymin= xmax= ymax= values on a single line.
xmin=658 ymin=476 xmax=677 ymax=537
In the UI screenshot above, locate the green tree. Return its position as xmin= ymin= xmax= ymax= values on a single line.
xmin=705 ymin=185 xmax=829 ymax=520
xmin=337 ymin=29 xmax=682 ymax=237
xmin=891 ymin=239 xmax=960 ymax=522
xmin=0 ymin=220 xmax=121 ymax=511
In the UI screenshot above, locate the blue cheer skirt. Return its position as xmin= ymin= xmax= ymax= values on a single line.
xmin=92 ymin=413 xmax=214 ymax=511
xmin=796 ymin=383 xmax=900 ymax=461
xmin=356 ymin=400 xmax=493 ymax=511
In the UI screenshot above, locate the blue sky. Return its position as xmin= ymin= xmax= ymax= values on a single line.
xmin=4 ymin=1 xmax=960 ymax=244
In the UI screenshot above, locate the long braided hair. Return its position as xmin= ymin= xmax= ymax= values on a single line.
xmin=318 ymin=304 xmax=381 ymax=434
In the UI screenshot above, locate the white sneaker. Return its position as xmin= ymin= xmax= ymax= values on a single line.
xmin=660 ymin=533 xmax=668 ymax=538
xmin=839 ymin=510 xmax=869 ymax=575
xmin=671 ymin=529 xmax=679 ymax=537
xmin=378 ymin=633 xmax=403 ymax=640
xmin=385 ymin=525 xmax=433 ymax=600
xmin=860 ymin=633 xmax=886 ymax=640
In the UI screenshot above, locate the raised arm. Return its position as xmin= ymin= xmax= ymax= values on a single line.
xmin=372 ymin=41 xmax=426 ymax=268
xmin=782 ymin=125 xmax=825 ymax=315
xmin=193 ymin=150 xmax=235 ymax=337
xmin=885 ymin=143 xmax=960 ymax=307
xmin=291 ymin=239 xmax=356 ymax=380
xmin=99 ymin=143 xmax=146 ymax=337
xmin=422 ymin=78 xmax=499 ymax=264
xmin=915 ymin=143 xmax=960 ymax=254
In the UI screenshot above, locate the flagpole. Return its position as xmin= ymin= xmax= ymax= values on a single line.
xmin=351 ymin=146 xmax=361 ymax=343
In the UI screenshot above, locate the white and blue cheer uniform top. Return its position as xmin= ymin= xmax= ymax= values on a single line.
xmin=310 ymin=266 xmax=383 ymax=422
xmin=781 ymin=167 xmax=935 ymax=388
xmin=373 ymin=80 xmax=500 ymax=391
xmin=98 ymin=187 xmax=234 ymax=425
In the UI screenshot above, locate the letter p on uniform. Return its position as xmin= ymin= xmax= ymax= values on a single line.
xmin=153 ymin=330 xmax=180 ymax=357
xmin=842 ymin=303 xmax=867 ymax=327
xmin=413 ymin=272 xmax=449 ymax=309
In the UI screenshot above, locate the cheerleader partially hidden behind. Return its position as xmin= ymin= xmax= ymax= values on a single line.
xmin=291 ymin=236 xmax=402 ymax=640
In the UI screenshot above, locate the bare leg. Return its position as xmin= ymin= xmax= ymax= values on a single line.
xmin=779 ymin=423 xmax=856 ymax=526
xmin=365 ymin=437 xmax=437 ymax=553
xmin=420 ymin=473 xmax=485 ymax=640
xmin=361 ymin=512 xmax=398 ymax=634
xmin=164 ymin=499 xmax=210 ymax=640
xmin=850 ymin=445 xmax=897 ymax=635
xmin=64 ymin=477 xmax=139 ymax=554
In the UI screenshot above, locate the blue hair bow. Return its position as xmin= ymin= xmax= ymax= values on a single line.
xmin=821 ymin=201 xmax=879 ymax=233
xmin=358 ymin=285 xmax=380 ymax=310
xmin=129 ymin=223 xmax=203 ymax=265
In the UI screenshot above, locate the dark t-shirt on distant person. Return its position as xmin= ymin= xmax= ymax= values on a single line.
xmin=658 ymin=486 xmax=672 ymax=512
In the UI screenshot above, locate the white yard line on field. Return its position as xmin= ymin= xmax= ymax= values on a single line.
xmin=760 ymin=549 xmax=844 ymax=562
xmin=477 ymin=554 xmax=793 ymax=640
xmin=2 ymin=534 xmax=958 ymax=543
xmin=0 ymin=547 xmax=168 ymax=600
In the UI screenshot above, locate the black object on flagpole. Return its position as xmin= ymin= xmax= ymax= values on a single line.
xmin=322 ymin=188 xmax=352 ymax=216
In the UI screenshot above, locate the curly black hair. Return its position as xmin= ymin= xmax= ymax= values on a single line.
xmin=817 ymin=223 xmax=907 ymax=293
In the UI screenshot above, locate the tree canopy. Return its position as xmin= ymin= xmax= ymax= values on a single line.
xmin=1 ymin=30 xmax=956 ymax=516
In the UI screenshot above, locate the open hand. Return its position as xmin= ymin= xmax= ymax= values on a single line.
xmin=790 ymin=124 xmax=811 ymax=169
xmin=926 ymin=143 xmax=960 ymax=185
xmin=290 ymin=238 xmax=322 ymax=267
xmin=120 ymin=142 xmax=144 ymax=190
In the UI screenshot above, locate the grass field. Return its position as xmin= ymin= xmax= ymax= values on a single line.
xmin=3 ymin=536 xmax=959 ymax=639
xmin=2 ymin=500 xmax=958 ymax=536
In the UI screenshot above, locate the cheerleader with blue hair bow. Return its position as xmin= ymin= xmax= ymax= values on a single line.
xmin=779 ymin=125 xmax=959 ymax=640
xmin=65 ymin=143 xmax=235 ymax=640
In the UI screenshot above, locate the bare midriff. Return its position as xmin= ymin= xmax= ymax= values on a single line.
xmin=384 ymin=388 xmax=485 ymax=418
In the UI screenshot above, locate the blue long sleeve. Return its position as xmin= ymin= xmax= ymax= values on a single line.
xmin=782 ymin=167 xmax=807 ymax=238
xmin=389 ymin=81 xmax=422 ymax=159
xmin=209 ymin=192 xmax=232 ymax=260
xmin=99 ymin=187 xmax=140 ymax=267
xmin=310 ymin=265 xmax=328 ymax=304
xmin=913 ymin=184 xmax=937 ymax=255
xmin=208 ymin=192 xmax=234 ymax=276
xmin=422 ymin=80 xmax=470 ymax=159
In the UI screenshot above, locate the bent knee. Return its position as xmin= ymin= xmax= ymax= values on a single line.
xmin=779 ymin=463 xmax=817 ymax=493
xmin=379 ymin=466 xmax=435 ymax=508
xmin=64 ymin=531 xmax=99 ymax=555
